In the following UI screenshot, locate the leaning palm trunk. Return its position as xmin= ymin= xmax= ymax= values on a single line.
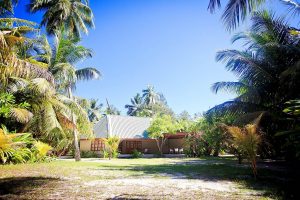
xmin=67 ymin=86 xmax=81 ymax=161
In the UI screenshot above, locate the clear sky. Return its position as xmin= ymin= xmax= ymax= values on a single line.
xmin=15 ymin=0 xmax=291 ymax=115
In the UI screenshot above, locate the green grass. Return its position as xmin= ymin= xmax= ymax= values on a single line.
xmin=0 ymin=157 xmax=296 ymax=199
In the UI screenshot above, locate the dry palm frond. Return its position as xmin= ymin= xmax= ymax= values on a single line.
xmin=9 ymin=107 xmax=33 ymax=123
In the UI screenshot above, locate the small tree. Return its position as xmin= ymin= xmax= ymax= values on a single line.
xmin=147 ymin=115 xmax=178 ymax=156
xmin=222 ymin=123 xmax=262 ymax=179
xmin=103 ymin=136 xmax=120 ymax=160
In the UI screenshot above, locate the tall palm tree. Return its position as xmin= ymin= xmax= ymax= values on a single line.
xmin=47 ymin=32 xmax=100 ymax=161
xmin=78 ymin=98 xmax=103 ymax=122
xmin=28 ymin=0 xmax=94 ymax=37
xmin=125 ymin=93 xmax=151 ymax=116
xmin=142 ymin=85 xmax=160 ymax=105
xmin=208 ymin=10 xmax=300 ymax=119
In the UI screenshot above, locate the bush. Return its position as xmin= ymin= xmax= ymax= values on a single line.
xmin=131 ymin=149 xmax=143 ymax=158
xmin=31 ymin=141 xmax=52 ymax=162
xmin=0 ymin=126 xmax=52 ymax=164
xmin=80 ymin=150 xmax=98 ymax=158
xmin=103 ymin=136 xmax=120 ymax=159
xmin=184 ymin=132 xmax=212 ymax=157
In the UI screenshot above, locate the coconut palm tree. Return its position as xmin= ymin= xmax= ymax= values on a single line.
xmin=142 ymin=85 xmax=160 ymax=106
xmin=208 ymin=10 xmax=300 ymax=119
xmin=78 ymin=98 xmax=103 ymax=122
xmin=0 ymin=18 xmax=54 ymax=87
xmin=45 ymin=32 xmax=100 ymax=161
xmin=28 ymin=0 xmax=94 ymax=37
xmin=125 ymin=93 xmax=151 ymax=116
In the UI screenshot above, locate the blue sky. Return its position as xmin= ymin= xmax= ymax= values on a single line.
xmin=15 ymin=0 xmax=291 ymax=115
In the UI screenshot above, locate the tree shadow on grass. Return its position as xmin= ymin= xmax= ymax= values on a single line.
xmin=96 ymin=158 xmax=298 ymax=199
xmin=0 ymin=177 xmax=61 ymax=198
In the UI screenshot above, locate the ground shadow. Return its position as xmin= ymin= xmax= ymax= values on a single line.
xmin=97 ymin=158 xmax=299 ymax=199
xmin=0 ymin=177 xmax=61 ymax=198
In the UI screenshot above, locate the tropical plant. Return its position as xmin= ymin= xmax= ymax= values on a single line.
xmin=0 ymin=0 xmax=18 ymax=16
xmin=147 ymin=115 xmax=178 ymax=156
xmin=125 ymin=86 xmax=174 ymax=117
xmin=103 ymin=136 xmax=120 ymax=159
xmin=208 ymin=10 xmax=300 ymax=120
xmin=208 ymin=0 xmax=266 ymax=30
xmin=0 ymin=18 xmax=54 ymax=86
xmin=28 ymin=0 xmax=94 ymax=37
xmin=131 ymin=149 xmax=143 ymax=158
xmin=80 ymin=150 xmax=98 ymax=158
xmin=0 ymin=92 xmax=32 ymax=129
xmin=0 ymin=126 xmax=51 ymax=164
xmin=104 ymin=98 xmax=120 ymax=115
xmin=31 ymin=141 xmax=52 ymax=161
xmin=125 ymin=93 xmax=151 ymax=116
xmin=39 ymin=31 xmax=101 ymax=161
xmin=221 ymin=121 xmax=262 ymax=179
xmin=78 ymin=98 xmax=103 ymax=122
xmin=142 ymin=85 xmax=160 ymax=105
xmin=185 ymin=133 xmax=214 ymax=157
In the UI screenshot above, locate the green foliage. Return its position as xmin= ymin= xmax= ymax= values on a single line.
xmin=131 ymin=149 xmax=143 ymax=158
xmin=31 ymin=141 xmax=52 ymax=162
xmin=184 ymin=132 xmax=211 ymax=157
xmin=208 ymin=0 xmax=266 ymax=31
xmin=29 ymin=0 xmax=94 ymax=37
xmin=0 ymin=126 xmax=52 ymax=164
xmin=222 ymin=122 xmax=262 ymax=178
xmin=207 ymin=10 xmax=300 ymax=161
xmin=103 ymin=136 xmax=120 ymax=159
xmin=148 ymin=115 xmax=179 ymax=155
xmin=80 ymin=150 xmax=98 ymax=158
xmin=148 ymin=115 xmax=178 ymax=139
xmin=125 ymin=86 xmax=174 ymax=117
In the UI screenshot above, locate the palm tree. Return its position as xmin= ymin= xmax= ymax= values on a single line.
xmin=208 ymin=0 xmax=266 ymax=31
xmin=125 ymin=93 xmax=151 ymax=116
xmin=28 ymin=0 xmax=94 ymax=37
xmin=142 ymin=85 xmax=160 ymax=105
xmin=0 ymin=18 xmax=54 ymax=86
xmin=208 ymin=10 xmax=300 ymax=120
xmin=105 ymin=99 xmax=121 ymax=115
xmin=0 ymin=0 xmax=18 ymax=16
xmin=46 ymin=32 xmax=100 ymax=161
xmin=80 ymin=98 xmax=103 ymax=123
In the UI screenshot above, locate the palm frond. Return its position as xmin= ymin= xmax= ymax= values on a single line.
xmin=76 ymin=67 xmax=101 ymax=81
xmin=9 ymin=108 xmax=33 ymax=123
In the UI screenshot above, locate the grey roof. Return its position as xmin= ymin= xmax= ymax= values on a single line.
xmin=93 ymin=115 xmax=151 ymax=139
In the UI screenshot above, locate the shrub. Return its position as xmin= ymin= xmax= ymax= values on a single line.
xmin=0 ymin=126 xmax=52 ymax=164
xmin=131 ymin=149 xmax=143 ymax=158
xmin=184 ymin=132 xmax=212 ymax=157
xmin=222 ymin=123 xmax=262 ymax=179
xmin=81 ymin=150 xmax=98 ymax=158
xmin=103 ymin=136 xmax=120 ymax=159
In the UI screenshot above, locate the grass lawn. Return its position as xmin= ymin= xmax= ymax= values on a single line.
xmin=0 ymin=157 xmax=296 ymax=199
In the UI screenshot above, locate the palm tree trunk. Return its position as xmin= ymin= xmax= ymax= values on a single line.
xmin=67 ymin=86 xmax=81 ymax=162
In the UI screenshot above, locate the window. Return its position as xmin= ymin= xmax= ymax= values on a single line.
xmin=91 ymin=139 xmax=104 ymax=151
xmin=125 ymin=141 xmax=142 ymax=150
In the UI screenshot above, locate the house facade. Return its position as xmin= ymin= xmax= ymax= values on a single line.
xmin=80 ymin=115 xmax=185 ymax=154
